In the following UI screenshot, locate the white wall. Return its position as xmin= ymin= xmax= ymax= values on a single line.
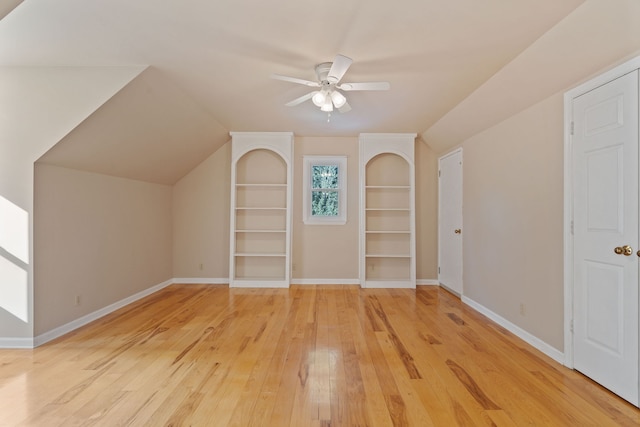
xmin=0 ymin=66 xmax=144 ymax=345
xmin=173 ymin=141 xmax=231 ymax=279
xmin=415 ymin=140 xmax=439 ymax=281
xmin=171 ymin=136 xmax=440 ymax=283
xmin=462 ymin=94 xmax=565 ymax=350
xmin=292 ymin=137 xmax=360 ymax=281
xmin=34 ymin=164 xmax=173 ymax=335
xmin=429 ymin=0 xmax=640 ymax=355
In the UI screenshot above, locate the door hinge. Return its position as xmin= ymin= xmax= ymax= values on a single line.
xmin=438 ymin=170 xmax=441 ymax=177
xmin=438 ymin=266 xmax=440 ymax=274
xmin=570 ymin=121 xmax=575 ymax=136
xmin=570 ymin=319 xmax=574 ymax=333
xmin=571 ymin=220 xmax=574 ymax=235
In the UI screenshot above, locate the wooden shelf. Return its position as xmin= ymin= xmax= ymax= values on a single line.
xmin=235 ymin=207 xmax=286 ymax=211
xmin=365 ymin=185 xmax=410 ymax=189
xmin=236 ymin=183 xmax=287 ymax=187
xmin=234 ymin=253 xmax=286 ymax=257
xmin=230 ymin=132 xmax=293 ymax=288
xmin=366 ymin=254 xmax=411 ymax=258
xmin=365 ymin=230 xmax=410 ymax=234
xmin=365 ymin=208 xmax=410 ymax=212
xmin=360 ymin=133 xmax=416 ymax=289
xmin=236 ymin=229 xmax=286 ymax=233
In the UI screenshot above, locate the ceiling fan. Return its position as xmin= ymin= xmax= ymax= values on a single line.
xmin=271 ymin=54 xmax=390 ymax=113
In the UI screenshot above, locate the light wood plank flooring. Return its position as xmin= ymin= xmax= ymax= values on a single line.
xmin=1 ymin=284 xmax=638 ymax=426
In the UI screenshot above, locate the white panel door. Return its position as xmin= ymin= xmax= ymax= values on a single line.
xmin=572 ymin=70 xmax=639 ymax=405
xmin=438 ymin=149 xmax=463 ymax=294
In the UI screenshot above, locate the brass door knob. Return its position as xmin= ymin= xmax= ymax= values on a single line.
xmin=637 ymin=250 xmax=640 ymax=257
xmin=615 ymin=245 xmax=633 ymax=256
xmin=454 ymin=229 xmax=461 ymax=234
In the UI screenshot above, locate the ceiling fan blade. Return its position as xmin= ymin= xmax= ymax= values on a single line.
xmin=338 ymin=101 xmax=351 ymax=113
xmin=327 ymin=54 xmax=353 ymax=83
xmin=285 ymin=91 xmax=318 ymax=107
xmin=338 ymin=82 xmax=390 ymax=91
xmin=271 ymin=73 xmax=320 ymax=87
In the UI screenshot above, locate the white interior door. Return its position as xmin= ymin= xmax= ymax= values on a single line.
xmin=572 ymin=70 xmax=639 ymax=406
xmin=438 ymin=149 xmax=463 ymax=294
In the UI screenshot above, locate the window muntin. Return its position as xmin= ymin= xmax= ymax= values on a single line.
xmin=303 ymin=156 xmax=347 ymax=224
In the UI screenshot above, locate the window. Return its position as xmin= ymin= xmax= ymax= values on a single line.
xmin=303 ymin=156 xmax=347 ymax=224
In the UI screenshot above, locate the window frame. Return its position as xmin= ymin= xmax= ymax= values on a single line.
xmin=302 ymin=155 xmax=347 ymax=225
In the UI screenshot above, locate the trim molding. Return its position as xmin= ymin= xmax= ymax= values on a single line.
xmin=172 ymin=278 xmax=229 ymax=285
xmin=0 ymin=337 xmax=34 ymax=349
xmin=174 ymin=278 xmax=433 ymax=287
xmin=3 ymin=278 xmax=566 ymax=358
xmin=364 ymin=280 xmax=416 ymax=289
xmin=291 ymin=279 xmax=360 ymax=286
xmin=230 ymin=280 xmax=289 ymax=288
xmin=33 ymin=279 xmax=174 ymax=347
xmin=462 ymin=295 xmax=564 ymax=364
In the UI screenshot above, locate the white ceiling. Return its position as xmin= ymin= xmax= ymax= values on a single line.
xmin=1 ymin=0 xmax=586 ymax=184
xmin=36 ymin=68 xmax=229 ymax=185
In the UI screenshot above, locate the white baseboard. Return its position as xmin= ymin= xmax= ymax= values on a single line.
xmin=0 ymin=337 xmax=34 ymax=349
xmin=172 ymin=278 xmax=229 ymax=285
xmin=230 ymin=279 xmax=289 ymax=288
xmin=290 ymin=279 xmax=360 ymax=285
xmin=462 ymin=296 xmax=564 ymax=364
xmin=33 ymin=279 xmax=174 ymax=348
xmin=364 ymin=280 xmax=416 ymax=289
xmin=6 ymin=278 xmax=564 ymax=363
xmin=417 ymin=279 xmax=439 ymax=286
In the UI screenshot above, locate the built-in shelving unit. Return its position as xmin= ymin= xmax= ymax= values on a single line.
xmin=359 ymin=133 xmax=416 ymax=288
xmin=229 ymin=132 xmax=293 ymax=288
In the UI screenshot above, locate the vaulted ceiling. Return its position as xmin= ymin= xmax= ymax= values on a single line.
xmin=0 ymin=0 xmax=604 ymax=184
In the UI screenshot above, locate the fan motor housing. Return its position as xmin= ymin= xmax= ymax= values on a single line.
xmin=315 ymin=62 xmax=333 ymax=82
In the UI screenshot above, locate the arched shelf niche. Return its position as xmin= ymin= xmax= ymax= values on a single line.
xmin=229 ymin=132 xmax=293 ymax=288
xmin=359 ymin=133 xmax=416 ymax=288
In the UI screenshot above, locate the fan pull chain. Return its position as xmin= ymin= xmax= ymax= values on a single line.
xmin=327 ymin=112 xmax=331 ymax=123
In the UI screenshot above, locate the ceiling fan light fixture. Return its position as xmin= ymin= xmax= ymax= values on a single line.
xmin=273 ymin=54 xmax=390 ymax=115
xmin=320 ymin=98 xmax=333 ymax=112
xmin=312 ymin=91 xmax=327 ymax=107
xmin=330 ymin=90 xmax=347 ymax=108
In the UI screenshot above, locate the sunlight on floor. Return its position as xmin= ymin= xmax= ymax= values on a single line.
xmin=306 ymin=348 xmax=338 ymax=415
xmin=0 ymin=371 xmax=28 ymax=424
xmin=0 ymin=195 xmax=29 ymax=322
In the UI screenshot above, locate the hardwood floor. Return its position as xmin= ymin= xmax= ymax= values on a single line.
xmin=1 ymin=284 xmax=638 ymax=426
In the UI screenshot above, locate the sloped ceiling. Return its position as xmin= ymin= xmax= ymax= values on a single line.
xmin=423 ymin=0 xmax=640 ymax=151
xmin=0 ymin=0 xmax=587 ymax=184
xmin=38 ymin=68 xmax=228 ymax=185
xmin=0 ymin=0 xmax=21 ymax=21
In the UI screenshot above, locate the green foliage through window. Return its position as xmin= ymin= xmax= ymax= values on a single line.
xmin=311 ymin=165 xmax=339 ymax=216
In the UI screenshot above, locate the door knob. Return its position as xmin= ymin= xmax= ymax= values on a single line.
xmin=614 ymin=245 xmax=633 ymax=255
xmin=454 ymin=229 xmax=461 ymax=234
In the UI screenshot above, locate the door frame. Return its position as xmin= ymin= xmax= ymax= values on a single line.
xmin=563 ymin=55 xmax=640 ymax=368
xmin=438 ymin=147 xmax=463 ymax=294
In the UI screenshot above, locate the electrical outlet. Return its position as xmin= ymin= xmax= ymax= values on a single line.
xmin=199 ymin=263 xmax=203 ymax=270
xmin=292 ymin=263 xmax=296 ymax=271
xmin=519 ymin=303 xmax=525 ymax=316
xmin=74 ymin=295 xmax=81 ymax=306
